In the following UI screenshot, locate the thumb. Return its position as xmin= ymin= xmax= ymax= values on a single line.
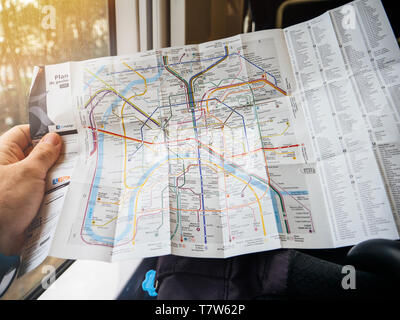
xmin=24 ymin=133 xmax=62 ymax=177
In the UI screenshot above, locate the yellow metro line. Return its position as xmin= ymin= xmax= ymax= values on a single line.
xmin=132 ymin=156 xmax=267 ymax=245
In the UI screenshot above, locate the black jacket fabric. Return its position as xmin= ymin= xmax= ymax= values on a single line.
xmin=118 ymin=249 xmax=397 ymax=300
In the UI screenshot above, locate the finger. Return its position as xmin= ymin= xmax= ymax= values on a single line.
xmin=23 ymin=133 xmax=62 ymax=177
xmin=24 ymin=145 xmax=34 ymax=157
xmin=0 ymin=125 xmax=32 ymax=164
xmin=0 ymin=124 xmax=32 ymax=152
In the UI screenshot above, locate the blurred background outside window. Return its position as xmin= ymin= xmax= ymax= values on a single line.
xmin=0 ymin=0 xmax=110 ymax=135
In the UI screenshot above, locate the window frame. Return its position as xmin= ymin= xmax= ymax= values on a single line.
xmin=25 ymin=260 xmax=75 ymax=300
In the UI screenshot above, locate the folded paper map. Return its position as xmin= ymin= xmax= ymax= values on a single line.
xmin=21 ymin=0 xmax=400 ymax=275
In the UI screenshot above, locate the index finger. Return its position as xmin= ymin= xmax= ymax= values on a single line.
xmin=0 ymin=124 xmax=32 ymax=152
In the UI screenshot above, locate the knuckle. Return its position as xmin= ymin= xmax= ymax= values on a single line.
xmin=18 ymin=162 xmax=40 ymax=178
xmin=35 ymin=145 xmax=55 ymax=163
